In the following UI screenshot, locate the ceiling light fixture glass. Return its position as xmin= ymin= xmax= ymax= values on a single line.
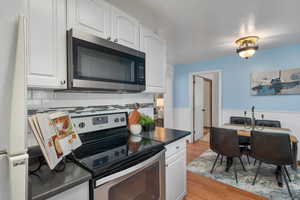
xmin=235 ymin=36 xmax=259 ymax=59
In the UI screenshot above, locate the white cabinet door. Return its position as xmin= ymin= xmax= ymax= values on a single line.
xmin=140 ymin=27 xmax=166 ymax=93
xmin=111 ymin=7 xmax=139 ymax=50
xmin=166 ymin=150 xmax=187 ymax=200
xmin=67 ymin=0 xmax=111 ymax=39
xmin=27 ymin=0 xmax=67 ymax=89
xmin=47 ymin=182 xmax=89 ymax=200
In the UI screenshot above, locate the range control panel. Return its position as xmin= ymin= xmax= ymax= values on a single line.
xmin=71 ymin=112 xmax=127 ymax=134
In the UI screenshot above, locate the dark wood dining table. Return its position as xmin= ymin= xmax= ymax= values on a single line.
xmin=220 ymin=123 xmax=298 ymax=187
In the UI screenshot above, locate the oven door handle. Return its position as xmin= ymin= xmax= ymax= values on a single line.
xmin=95 ymin=149 xmax=165 ymax=187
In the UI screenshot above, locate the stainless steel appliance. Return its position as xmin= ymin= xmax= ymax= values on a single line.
xmin=67 ymin=29 xmax=146 ymax=92
xmin=71 ymin=112 xmax=165 ymax=200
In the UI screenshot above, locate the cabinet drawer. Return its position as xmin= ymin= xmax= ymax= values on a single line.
xmin=166 ymin=149 xmax=186 ymax=165
xmin=165 ymin=138 xmax=186 ymax=158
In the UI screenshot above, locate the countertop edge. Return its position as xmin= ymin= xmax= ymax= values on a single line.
xmin=141 ymin=127 xmax=191 ymax=145
xmin=163 ymin=132 xmax=191 ymax=145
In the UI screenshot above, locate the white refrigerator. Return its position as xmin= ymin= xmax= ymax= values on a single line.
xmin=0 ymin=1 xmax=28 ymax=200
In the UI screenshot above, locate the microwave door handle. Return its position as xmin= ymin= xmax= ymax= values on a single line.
xmin=95 ymin=150 xmax=165 ymax=187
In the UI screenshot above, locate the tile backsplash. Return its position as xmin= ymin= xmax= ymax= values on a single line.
xmin=27 ymin=89 xmax=155 ymax=147
xmin=27 ymin=89 xmax=154 ymax=110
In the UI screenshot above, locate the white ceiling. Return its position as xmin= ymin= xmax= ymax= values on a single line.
xmin=108 ymin=0 xmax=300 ymax=64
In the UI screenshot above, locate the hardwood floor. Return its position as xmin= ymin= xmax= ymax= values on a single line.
xmin=184 ymin=140 xmax=269 ymax=200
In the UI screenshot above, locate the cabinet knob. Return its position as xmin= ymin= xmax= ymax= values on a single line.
xmin=176 ymin=146 xmax=180 ymax=149
xmin=107 ymin=37 xmax=111 ymax=41
xmin=114 ymin=38 xmax=118 ymax=43
xmin=60 ymin=80 xmax=66 ymax=85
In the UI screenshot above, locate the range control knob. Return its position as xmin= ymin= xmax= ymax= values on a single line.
xmin=78 ymin=122 xmax=85 ymax=128
xmin=114 ymin=118 xmax=119 ymax=123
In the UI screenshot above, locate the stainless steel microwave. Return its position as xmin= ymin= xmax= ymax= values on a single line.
xmin=67 ymin=29 xmax=146 ymax=92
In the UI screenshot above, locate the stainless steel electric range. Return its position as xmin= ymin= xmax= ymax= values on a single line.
xmin=70 ymin=111 xmax=165 ymax=200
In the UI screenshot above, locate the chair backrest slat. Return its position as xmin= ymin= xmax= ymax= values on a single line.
xmin=210 ymin=127 xmax=241 ymax=157
xmin=251 ymin=131 xmax=293 ymax=165
xmin=230 ymin=116 xmax=251 ymax=125
xmin=255 ymin=120 xmax=281 ymax=128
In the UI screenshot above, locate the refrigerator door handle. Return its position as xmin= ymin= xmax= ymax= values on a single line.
xmin=9 ymin=154 xmax=28 ymax=200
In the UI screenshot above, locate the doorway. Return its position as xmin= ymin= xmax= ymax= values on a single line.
xmin=190 ymin=70 xmax=222 ymax=143
xmin=203 ymin=78 xmax=212 ymax=142
xmin=203 ymin=78 xmax=213 ymax=128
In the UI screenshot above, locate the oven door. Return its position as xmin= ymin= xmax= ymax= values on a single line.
xmin=67 ymin=29 xmax=145 ymax=92
xmin=93 ymin=150 xmax=165 ymax=200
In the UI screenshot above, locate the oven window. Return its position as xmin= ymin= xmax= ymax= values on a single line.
xmin=75 ymin=46 xmax=136 ymax=83
xmin=109 ymin=163 xmax=160 ymax=200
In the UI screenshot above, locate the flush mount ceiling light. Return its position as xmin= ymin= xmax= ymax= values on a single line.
xmin=235 ymin=36 xmax=259 ymax=59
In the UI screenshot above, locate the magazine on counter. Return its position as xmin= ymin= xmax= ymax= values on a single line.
xmin=28 ymin=112 xmax=82 ymax=169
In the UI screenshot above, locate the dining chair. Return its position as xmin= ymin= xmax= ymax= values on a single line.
xmin=255 ymin=120 xmax=281 ymax=128
xmin=230 ymin=116 xmax=251 ymax=164
xmin=210 ymin=127 xmax=246 ymax=183
xmin=253 ymin=119 xmax=282 ymax=166
xmin=251 ymin=131 xmax=294 ymax=199
xmin=230 ymin=116 xmax=252 ymax=125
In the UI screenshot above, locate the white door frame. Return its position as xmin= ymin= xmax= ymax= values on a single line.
xmin=189 ymin=70 xmax=223 ymax=142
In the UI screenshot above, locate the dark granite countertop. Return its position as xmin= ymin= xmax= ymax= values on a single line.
xmin=141 ymin=127 xmax=191 ymax=145
xmin=29 ymin=162 xmax=91 ymax=200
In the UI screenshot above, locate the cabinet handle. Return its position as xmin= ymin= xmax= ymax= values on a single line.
xmin=176 ymin=146 xmax=180 ymax=149
xmin=114 ymin=38 xmax=118 ymax=43
xmin=107 ymin=37 xmax=111 ymax=41
xmin=60 ymin=80 xmax=66 ymax=85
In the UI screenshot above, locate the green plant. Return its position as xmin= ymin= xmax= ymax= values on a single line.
xmin=139 ymin=115 xmax=154 ymax=126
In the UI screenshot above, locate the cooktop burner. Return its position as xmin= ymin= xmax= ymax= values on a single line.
xmin=70 ymin=111 xmax=164 ymax=179
xmin=72 ymin=127 xmax=164 ymax=178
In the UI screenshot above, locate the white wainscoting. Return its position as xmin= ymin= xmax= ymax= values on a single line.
xmin=223 ymin=109 xmax=300 ymax=133
xmin=174 ymin=107 xmax=300 ymax=160
xmin=225 ymin=109 xmax=300 ymax=160
xmin=174 ymin=108 xmax=192 ymax=131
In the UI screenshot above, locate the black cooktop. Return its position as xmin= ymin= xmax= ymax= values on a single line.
xmin=71 ymin=128 xmax=164 ymax=178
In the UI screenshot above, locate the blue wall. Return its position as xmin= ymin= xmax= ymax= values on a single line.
xmin=174 ymin=43 xmax=300 ymax=111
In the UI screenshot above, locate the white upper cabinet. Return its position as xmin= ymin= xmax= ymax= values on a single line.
xmin=67 ymin=0 xmax=111 ymax=40
xmin=27 ymin=0 xmax=167 ymax=91
xmin=27 ymin=0 xmax=67 ymax=89
xmin=140 ymin=26 xmax=166 ymax=93
xmin=111 ymin=7 xmax=139 ymax=49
